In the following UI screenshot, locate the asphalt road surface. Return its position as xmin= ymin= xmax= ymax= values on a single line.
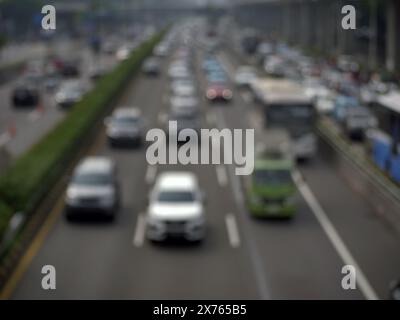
xmin=6 ymin=42 xmax=400 ymax=300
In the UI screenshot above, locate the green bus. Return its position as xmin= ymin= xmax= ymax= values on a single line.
xmin=245 ymin=129 xmax=297 ymax=218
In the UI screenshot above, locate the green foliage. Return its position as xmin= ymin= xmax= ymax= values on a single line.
xmin=0 ymin=202 xmax=12 ymax=239
xmin=0 ymin=35 xmax=7 ymax=50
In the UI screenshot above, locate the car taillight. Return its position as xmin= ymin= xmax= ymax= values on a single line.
xmin=207 ymin=89 xmax=217 ymax=99
xmin=222 ymin=89 xmax=232 ymax=99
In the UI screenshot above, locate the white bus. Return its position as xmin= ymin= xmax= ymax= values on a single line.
xmin=251 ymin=78 xmax=317 ymax=160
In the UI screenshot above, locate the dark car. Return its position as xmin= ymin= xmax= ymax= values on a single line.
xmin=11 ymin=82 xmax=40 ymax=107
xmin=60 ymin=60 xmax=80 ymax=77
xmin=105 ymin=107 xmax=144 ymax=147
xmin=142 ymin=57 xmax=161 ymax=76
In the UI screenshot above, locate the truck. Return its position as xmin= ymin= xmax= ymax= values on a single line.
xmin=245 ymin=129 xmax=297 ymax=218
xmin=251 ymin=78 xmax=317 ymax=160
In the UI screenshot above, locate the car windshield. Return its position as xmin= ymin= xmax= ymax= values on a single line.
xmin=254 ymin=169 xmax=292 ymax=185
xmin=72 ymin=173 xmax=112 ymax=186
xmin=267 ymin=104 xmax=314 ymax=128
xmin=112 ymin=116 xmax=139 ymax=125
xmin=157 ymin=191 xmax=195 ymax=202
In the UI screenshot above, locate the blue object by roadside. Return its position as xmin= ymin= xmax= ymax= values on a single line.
xmin=390 ymin=155 xmax=400 ymax=183
xmin=372 ymin=137 xmax=391 ymax=171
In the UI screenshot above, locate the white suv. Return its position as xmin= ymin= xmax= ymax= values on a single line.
xmin=147 ymin=172 xmax=205 ymax=242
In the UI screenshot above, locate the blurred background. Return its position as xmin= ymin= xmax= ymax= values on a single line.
xmin=0 ymin=0 xmax=400 ymax=300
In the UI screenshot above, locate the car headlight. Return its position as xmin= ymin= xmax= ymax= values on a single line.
xmin=108 ymin=128 xmax=125 ymax=137
xmin=55 ymin=93 xmax=65 ymax=102
xmin=147 ymin=216 xmax=165 ymax=230
xmin=222 ymin=89 xmax=232 ymax=99
xmin=65 ymin=191 xmax=80 ymax=205
xmin=207 ymin=89 xmax=217 ymax=99
xmin=187 ymin=216 xmax=205 ymax=229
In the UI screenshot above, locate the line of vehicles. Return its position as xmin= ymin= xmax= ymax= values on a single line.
xmin=223 ymin=21 xmax=400 ymax=218
xmin=241 ymin=78 xmax=315 ymax=219
xmin=64 ymin=24 xmax=208 ymax=244
xmin=58 ymin=18 xmax=399 ymax=255
xmin=11 ymin=57 xmax=87 ymax=109
xmin=230 ymin=21 xmax=400 ymax=301
xmin=254 ymin=42 xmax=382 ymax=143
xmin=244 ymin=31 xmax=400 ymax=185
xmin=9 ymin=28 xmax=157 ymax=111
xmin=203 ymin=55 xmax=233 ymax=103
xmin=62 ymin=20 xmax=317 ymax=241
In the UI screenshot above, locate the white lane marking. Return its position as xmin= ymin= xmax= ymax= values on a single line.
xmin=145 ymin=165 xmax=157 ymax=184
xmin=0 ymin=132 xmax=11 ymax=147
xmin=225 ymin=214 xmax=240 ymax=248
xmin=292 ymin=170 xmax=379 ymax=300
xmin=216 ymin=164 xmax=228 ymax=187
xmin=215 ymin=108 xmax=271 ymax=300
xmin=132 ymin=214 xmax=146 ymax=247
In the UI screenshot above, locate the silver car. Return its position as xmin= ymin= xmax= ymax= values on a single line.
xmin=55 ymin=80 xmax=86 ymax=109
xmin=65 ymin=157 xmax=120 ymax=221
xmin=170 ymin=79 xmax=196 ymax=97
xmin=105 ymin=107 xmax=144 ymax=147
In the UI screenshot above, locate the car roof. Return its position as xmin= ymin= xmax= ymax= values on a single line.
xmin=170 ymin=96 xmax=198 ymax=106
xmin=113 ymin=107 xmax=141 ymax=118
xmin=76 ymin=157 xmax=114 ymax=174
xmin=237 ymin=66 xmax=255 ymax=73
xmin=156 ymin=172 xmax=198 ymax=191
xmin=255 ymin=158 xmax=293 ymax=171
xmin=61 ymin=80 xmax=81 ymax=89
xmin=253 ymin=78 xmax=311 ymax=104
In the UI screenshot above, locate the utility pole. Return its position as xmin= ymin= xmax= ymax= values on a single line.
xmin=368 ymin=0 xmax=378 ymax=71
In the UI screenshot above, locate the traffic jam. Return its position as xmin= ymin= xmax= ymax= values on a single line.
xmin=0 ymin=2 xmax=400 ymax=303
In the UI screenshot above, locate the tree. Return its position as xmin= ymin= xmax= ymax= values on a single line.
xmin=0 ymin=35 xmax=7 ymax=60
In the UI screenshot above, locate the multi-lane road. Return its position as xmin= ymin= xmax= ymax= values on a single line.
xmin=3 ymin=37 xmax=400 ymax=300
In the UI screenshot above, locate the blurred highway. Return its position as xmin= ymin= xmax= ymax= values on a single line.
xmin=7 ymin=23 xmax=400 ymax=300
xmin=0 ymin=38 xmax=117 ymax=160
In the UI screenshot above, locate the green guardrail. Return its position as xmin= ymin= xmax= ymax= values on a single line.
xmin=317 ymin=117 xmax=400 ymax=204
xmin=0 ymin=30 xmax=165 ymax=244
